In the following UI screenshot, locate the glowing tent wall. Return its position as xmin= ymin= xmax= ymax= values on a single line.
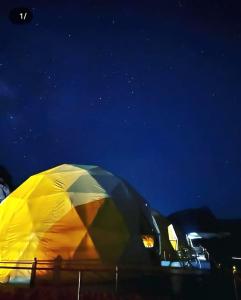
xmin=168 ymin=224 xmax=179 ymax=251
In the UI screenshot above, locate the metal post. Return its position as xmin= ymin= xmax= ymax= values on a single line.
xmin=115 ymin=266 xmax=119 ymax=294
xmin=77 ymin=271 xmax=82 ymax=300
xmin=30 ymin=257 xmax=37 ymax=288
xmin=233 ymin=267 xmax=239 ymax=300
xmin=53 ymin=255 xmax=62 ymax=286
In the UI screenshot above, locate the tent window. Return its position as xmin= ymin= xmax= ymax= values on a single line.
xmin=168 ymin=224 xmax=179 ymax=251
xmin=142 ymin=235 xmax=155 ymax=248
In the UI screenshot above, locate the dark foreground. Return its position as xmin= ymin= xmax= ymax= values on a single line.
xmin=0 ymin=269 xmax=240 ymax=300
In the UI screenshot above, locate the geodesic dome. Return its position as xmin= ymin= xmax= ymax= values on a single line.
xmin=0 ymin=164 xmax=158 ymax=282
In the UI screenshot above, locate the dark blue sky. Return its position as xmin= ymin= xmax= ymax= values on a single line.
xmin=0 ymin=0 xmax=241 ymax=218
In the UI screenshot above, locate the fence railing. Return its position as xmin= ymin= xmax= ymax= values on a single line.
xmin=0 ymin=259 xmax=170 ymax=290
xmin=0 ymin=259 xmax=239 ymax=300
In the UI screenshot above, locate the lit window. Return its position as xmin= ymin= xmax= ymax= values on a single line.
xmin=168 ymin=224 xmax=179 ymax=251
xmin=142 ymin=235 xmax=155 ymax=248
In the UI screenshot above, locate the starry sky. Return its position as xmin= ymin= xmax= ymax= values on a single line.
xmin=0 ymin=0 xmax=241 ymax=218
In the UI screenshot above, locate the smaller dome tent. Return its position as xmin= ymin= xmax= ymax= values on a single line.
xmin=0 ymin=164 xmax=158 ymax=283
xmin=151 ymin=210 xmax=178 ymax=260
xmin=151 ymin=210 xmax=190 ymax=261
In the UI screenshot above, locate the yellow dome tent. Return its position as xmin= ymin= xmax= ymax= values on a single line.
xmin=0 ymin=164 xmax=158 ymax=283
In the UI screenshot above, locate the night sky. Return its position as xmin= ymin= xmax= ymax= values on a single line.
xmin=1 ymin=1 xmax=241 ymax=218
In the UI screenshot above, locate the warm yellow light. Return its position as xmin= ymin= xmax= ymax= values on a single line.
xmin=233 ymin=266 xmax=237 ymax=273
xmin=142 ymin=235 xmax=155 ymax=248
xmin=168 ymin=224 xmax=179 ymax=251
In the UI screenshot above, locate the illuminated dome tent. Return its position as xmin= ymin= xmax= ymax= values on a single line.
xmin=0 ymin=164 xmax=158 ymax=283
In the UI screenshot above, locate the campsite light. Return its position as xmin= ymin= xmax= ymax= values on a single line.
xmin=187 ymin=232 xmax=202 ymax=240
xmin=142 ymin=235 xmax=155 ymax=248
